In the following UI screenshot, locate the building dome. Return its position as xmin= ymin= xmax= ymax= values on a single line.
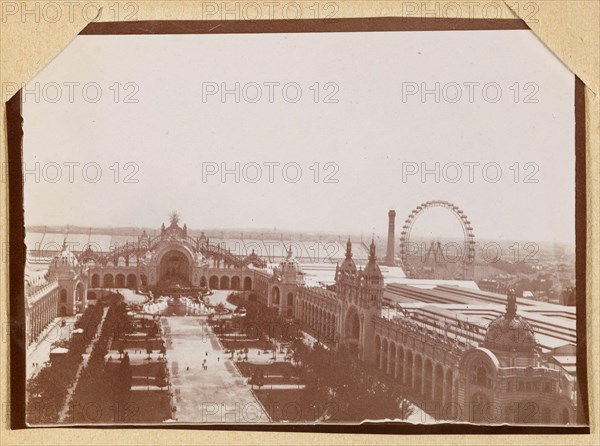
xmin=51 ymin=241 xmax=79 ymax=270
xmin=275 ymin=246 xmax=304 ymax=284
xmin=280 ymin=246 xmax=302 ymax=273
xmin=482 ymin=290 xmax=538 ymax=354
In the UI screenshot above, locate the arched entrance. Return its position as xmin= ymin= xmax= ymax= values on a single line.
xmin=104 ymin=274 xmax=114 ymax=288
xmin=127 ymin=274 xmax=137 ymax=289
xmin=115 ymin=274 xmax=125 ymax=288
xmin=434 ymin=364 xmax=444 ymax=402
xmin=389 ymin=343 xmax=397 ymax=377
xmin=381 ymin=338 xmax=388 ymax=372
xmin=231 ymin=276 xmax=240 ymax=290
xmin=159 ymin=250 xmax=191 ymax=286
xmin=244 ymin=277 xmax=252 ymax=291
xmin=470 ymin=392 xmax=491 ymax=423
xmin=405 ymin=350 xmax=413 ymax=388
xmin=271 ymin=286 xmax=280 ymax=305
xmin=344 ymin=307 xmax=361 ymax=355
xmin=414 ymin=355 xmax=423 ymax=395
xmin=445 ymin=370 xmax=454 ymax=405
xmin=398 ymin=347 xmax=404 ymax=384
xmin=75 ymin=283 xmax=84 ymax=313
xmin=91 ymin=274 xmax=100 ymax=288
xmin=209 ymin=276 xmax=219 ymax=289
xmin=220 ymin=276 xmax=230 ymax=290
xmin=424 ymin=359 xmax=433 ymax=399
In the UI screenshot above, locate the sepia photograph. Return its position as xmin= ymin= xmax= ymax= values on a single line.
xmin=7 ymin=17 xmax=587 ymax=431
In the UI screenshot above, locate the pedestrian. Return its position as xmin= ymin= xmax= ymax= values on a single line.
xmin=186 ymin=366 xmax=189 ymax=371
xmin=217 ymin=357 xmax=220 ymax=362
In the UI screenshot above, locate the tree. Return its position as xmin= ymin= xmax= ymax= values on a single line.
xmin=114 ymin=352 xmax=132 ymax=397
xmin=291 ymin=338 xmax=309 ymax=367
xmin=148 ymin=322 xmax=158 ymax=338
xmin=249 ymin=368 xmax=265 ymax=390
xmin=298 ymin=345 xmax=415 ymax=422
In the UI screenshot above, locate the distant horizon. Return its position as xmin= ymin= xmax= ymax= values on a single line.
xmin=25 ymin=221 xmax=576 ymax=248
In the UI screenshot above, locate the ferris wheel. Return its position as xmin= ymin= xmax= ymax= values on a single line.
xmin=399 ymin=200 xmax=475 ymax=279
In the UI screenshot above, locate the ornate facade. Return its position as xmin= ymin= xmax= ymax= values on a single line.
xmin=279 ymin=239 xmax=578 ymax=424
xmin=80 ymin=214 xmax=265 ymax=296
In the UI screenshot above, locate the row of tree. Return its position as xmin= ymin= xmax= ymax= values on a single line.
xmin=226 ymin=294 xmax=303 ymax=344
xmin=70 ymin=300 xmax=131 ymax=422
xmin=70 ymin=299 xmax=171 ymax=422
xmin=27 ymin=303 xmax=105 ymax=424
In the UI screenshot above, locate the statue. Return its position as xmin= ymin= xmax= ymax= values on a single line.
xmin=169 ymin=211 xmax=180 ymax=227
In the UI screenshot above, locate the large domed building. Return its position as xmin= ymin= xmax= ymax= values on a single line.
xmin=457 ymin=290 xmax=574 ymax=424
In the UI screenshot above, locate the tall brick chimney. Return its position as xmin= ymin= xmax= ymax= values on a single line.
xmin=386 ymin=210 xmax=396 ymax=266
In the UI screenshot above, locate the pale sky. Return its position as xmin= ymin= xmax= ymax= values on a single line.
xmin=23 ymin=30 xmax=575 ymax=244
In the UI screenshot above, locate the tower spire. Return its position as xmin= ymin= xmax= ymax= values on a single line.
xmin=345 ymin=237 xmax=353 ymax=260
xmin=369 ymin=236 xmax=377 ymax=261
